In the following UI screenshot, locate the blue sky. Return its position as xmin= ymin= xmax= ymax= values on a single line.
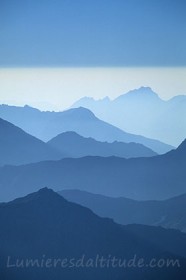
xmin=0 ymin=0 xmax=186 ymax=66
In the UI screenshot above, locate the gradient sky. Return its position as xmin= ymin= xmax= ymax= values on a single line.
xmin=0 ymin=0 xmax=186 ymax=66
xmin=0 ymin=1 xmax=186 ymax=110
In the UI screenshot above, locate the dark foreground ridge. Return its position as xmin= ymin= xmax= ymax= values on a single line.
xmin=0 ymin=188 xmax=186 ymax=280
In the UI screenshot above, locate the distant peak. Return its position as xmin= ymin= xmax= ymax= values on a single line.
xmin=61 ymin=131 xmax=80 ymax=136
xmin=79 ymin=96 xmax=110 ymax=102
xmin=54 ymin=131 xmax=83 ymax=139
xmin=25 ymin=187 xmax=58 ymax=200
xmin=37 ymin=187 xmax=54 ymax=194
xmin=139 ymin=86 xmax=152 ymax=91
xmin=115 ymin=87 xmax=160 ymax=101
xmin=23 ymin=105 xmax=42 ymax=112
xmin=128 ymin=86 xmax=158 ymax=96
xmin=72 ymin=96 xmax=110 ymax=108
xmin=63 ymin=107 xmax=97 ymax=119
xmin=72 ymin=96 xmax=96 ymax=107
xmin=7 ymin=188 xmax=65 ymax=206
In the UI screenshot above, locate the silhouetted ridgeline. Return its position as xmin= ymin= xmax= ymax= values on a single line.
xmin=0 ymin=117 xmax=157 ymax=167
xmin=0 ymin=104 xmax=173 ymax=154
xmin=72 ymin=87 xmax=186 ymax=146
xmin=48 ymin=131 xmax=157 ymax=158
xmin=0 ymin=117 xmax=63 ymax=166
xmin=0 ymin=188 xmax=186 ymax=280
xmin=0 ymin=139 xmax=185 ymax=201
xmin=60 ymin=189 xmax=186 ymax=232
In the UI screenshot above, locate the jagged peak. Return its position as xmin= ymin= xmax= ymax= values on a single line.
xmin=72 ymin=96 xmax=110 ymax=106
xmin=115 ymin=86 xmax=160 ymax=101
xmin=77 ymin=96 xmax=95 ymax=102
xmin=72 ymin=96 xmax=96 ymax=107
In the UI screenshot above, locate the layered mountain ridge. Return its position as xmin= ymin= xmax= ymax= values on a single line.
xmin=0 ymin=104 xmax=173 ymax=154
xmin=72 ymin=87 xmax=186 ymax=146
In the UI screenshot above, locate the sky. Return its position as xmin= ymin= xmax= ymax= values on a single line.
xmin=0 ymin=0 xmax=186 ymax=110
xmin=0 ymin=0 xmax=186 ymax=67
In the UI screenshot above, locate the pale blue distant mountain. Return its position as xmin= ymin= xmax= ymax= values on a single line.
xmin=0 ymin=104 xmax=173 ymax=154
xmin=48 ymin=131 xmax=157 ymax=158
xmin=72 ymin=87 xmax=186 ymax=146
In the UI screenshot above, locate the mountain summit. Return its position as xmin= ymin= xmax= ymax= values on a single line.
xmin=61 ymin=107 xmax=97 ymax=120
xmin=114 ymin=87 xmax=160 ymax=101
xmin=72 ymin=87 xmax=186 ymax=146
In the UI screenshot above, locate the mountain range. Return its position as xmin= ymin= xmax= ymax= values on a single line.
xmin=0 ymin=139 xmax=185 ymax=202
xmin=0 ymin=117 xmax=158 ymax=167
xmin=60 ymin=189 xmax=186 ymax=232
xmin=0 ymin=104 xmax=173 ymax=154
xmin=0 ymin=188 xmax=186 ymax=280
xmin=72 ymin=86 xmax=186 ymax=146
xmin=48 ymin=131 xmax=157 ymax=158
xmin=0 ymin=117 xmax=62 ymax=166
